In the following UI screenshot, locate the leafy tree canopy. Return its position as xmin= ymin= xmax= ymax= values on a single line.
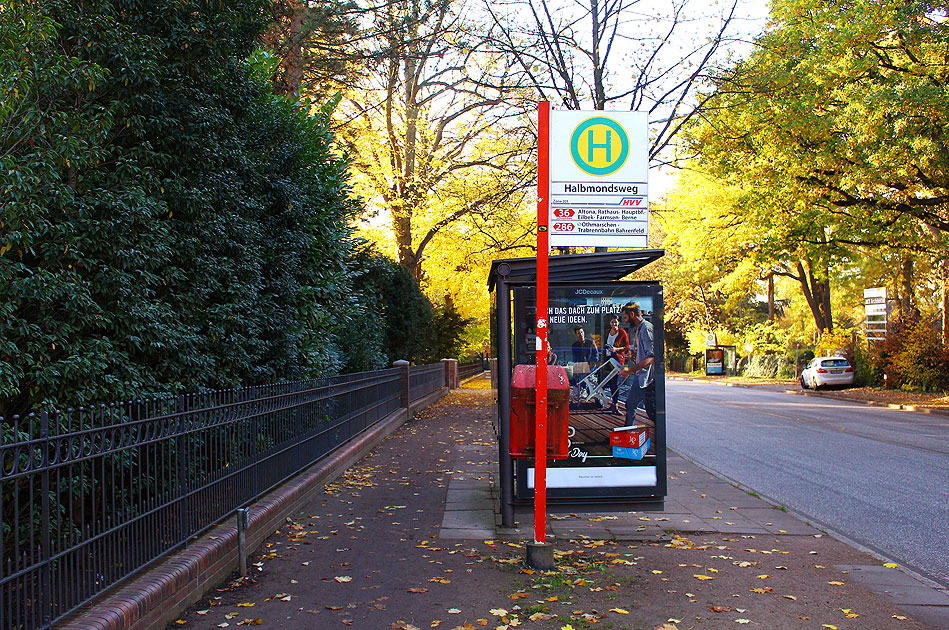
xmin=0 ymin=0 xmax=379 ymax=416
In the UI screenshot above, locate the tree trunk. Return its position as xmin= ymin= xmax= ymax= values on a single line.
xmin=393 ymin=211 xmax=418 ymax=277
xmin=900 ymin=255 xmax=919 ymax=320
xmin=942 ymin=262 xmax=949 ymax=343
xmin=590 ymin=0 xmax=606 ymax=111
xmin=284 ymin=2 xmax=304 ymax=94
xmin=767 ymin=273 xmax=775 ymax=322
xmin=819 ymin=273 xmax=832 ymax=333
xmin=395 ymin=12 xmax=420 ymax=277
xmin=795 ymin=258 xmax=832 ymax=333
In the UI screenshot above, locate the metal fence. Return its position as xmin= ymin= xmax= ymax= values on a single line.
xmin=409 ymin=363 xmax=445 ymax=403
xmin=458 ymin=359 xmax=485 ymax=381
xmin=0 ymin=364 xmax=444 ymax=630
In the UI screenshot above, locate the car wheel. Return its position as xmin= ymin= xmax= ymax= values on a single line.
xmin=800 ymin=376 xmax=808 ymax=390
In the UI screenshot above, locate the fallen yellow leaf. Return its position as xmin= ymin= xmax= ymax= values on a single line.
xmin=609 ymin=608 xmax=629 ymax=614
xmin=827 ymin=581 xmax=845 ymax=586
xmin=236 ymin=603 xmax=255 ymax=607
xmin=693 ymin=574 xmax=715 ymax=580
xmin=821 ymin=625 xmax=837 ymax=629
xmin=883 ymin=563 xmax=898 ymax=568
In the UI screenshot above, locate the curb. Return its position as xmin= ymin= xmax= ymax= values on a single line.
xmin=56 ymin=388 xmax=449 ymax=630
xmin=794 ymin=388 xmax=949 ymax=417
xmin=669 ymin=376 xmax=949 ymax=417
xmin=669 ymin=446 xmax=949 ymax=594
xmin=460 ymin=370 xmax=488 ymax=386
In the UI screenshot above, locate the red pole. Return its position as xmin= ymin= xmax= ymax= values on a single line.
xmin=535 ymin=101 xmax=550 ymax=545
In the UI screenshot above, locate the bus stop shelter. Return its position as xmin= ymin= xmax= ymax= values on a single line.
xmin=488 ymin=250 xmax=666 ymax=528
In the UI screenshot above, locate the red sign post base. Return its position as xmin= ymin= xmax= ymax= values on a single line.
xmin=526 ymin=541 xmax=554 ymax=570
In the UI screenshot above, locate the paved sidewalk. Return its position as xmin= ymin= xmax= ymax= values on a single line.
xmin=168 ymin=380 xmax=944 ymax=630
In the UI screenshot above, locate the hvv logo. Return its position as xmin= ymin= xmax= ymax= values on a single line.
xmin=569 ymin=117 xmax=629 ymax=177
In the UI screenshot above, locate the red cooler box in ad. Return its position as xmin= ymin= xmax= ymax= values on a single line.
xmin=510 ymin=364 xmax=570 ymax=459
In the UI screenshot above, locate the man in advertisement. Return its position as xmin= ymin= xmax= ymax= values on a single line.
xmin=622 ymin=301 xmax=655 ymax=428
xmin=571 ymin=326 xmax=599 ymax=364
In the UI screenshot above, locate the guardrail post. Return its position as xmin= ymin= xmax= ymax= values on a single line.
xmin=394 ymin=360 xmax=410 ymax=414
xmin=237 ymin=508 xmax=249 ymax=577
xmin=41 ymin=412 xmax=52 ymax=626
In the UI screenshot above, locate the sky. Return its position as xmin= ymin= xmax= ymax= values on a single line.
xmin=648 ymin=0 xmax=773 ymax=199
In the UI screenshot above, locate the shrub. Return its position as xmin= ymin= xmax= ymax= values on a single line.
xmin=852 ymin=340 xmax=884 ymax=387
xmin=879 ymin=316 xmax=949 ymax=392
xmin=0 ymin=1 xmax=381 ymax=416
xmin=741 ymin=355 xmax=791 ymax=379
xmin=666 ymin=350 xmax=701 ymax=373
xmin=742 ymin=322 xmax=789 ymax=355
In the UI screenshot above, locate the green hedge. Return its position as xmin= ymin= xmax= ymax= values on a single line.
xmin=0 ymin=1 xmax=391 ymax=416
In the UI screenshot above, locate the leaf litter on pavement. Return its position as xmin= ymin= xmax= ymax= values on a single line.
xmin=167 ymin=388 xmax=928 ymax=630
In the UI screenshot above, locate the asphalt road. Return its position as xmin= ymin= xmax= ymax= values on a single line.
xmin=665 ymin=379 xmax=949 ymax=588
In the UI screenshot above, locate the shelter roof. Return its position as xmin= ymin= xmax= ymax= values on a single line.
xmin=487 ymin=249 xmax=665 ymax=291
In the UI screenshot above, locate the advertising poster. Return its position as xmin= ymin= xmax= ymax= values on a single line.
xmin=513 ymin=284 xmax=665 ymax=500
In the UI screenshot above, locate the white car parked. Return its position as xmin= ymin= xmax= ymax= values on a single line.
xmin=800 ymin=357 xmax=854 ymax=390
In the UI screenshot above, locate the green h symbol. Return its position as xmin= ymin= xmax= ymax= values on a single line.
xmin=586 ymin=129 xmax=612 ymax=162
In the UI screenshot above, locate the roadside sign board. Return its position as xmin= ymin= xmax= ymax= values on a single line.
xmin=548 ymin=111 xmax=649 ymax=248
xmin=864 ymin=287 xmax=887 ymax=341
xmin=863 ymin=287 xmax=887 ymax=318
